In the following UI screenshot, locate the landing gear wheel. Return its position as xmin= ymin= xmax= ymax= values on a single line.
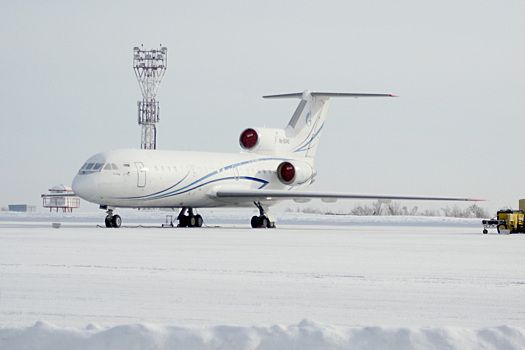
xmin=251 ymin=215 xmax=271 ymax=228
xmin=251 ymin=202 xmax=276 ymax=229
xmin=111 ymin=215 xmax=122 ymax=228
xmin=483 ymin=229 xmax=488 ymax=234
xmin=177 ymin=207 xmax=203 ymax=228
xmin=105 ymin=214 xmax=122 ymax=228
xmin=195 ymin=215 xmax=203 ymax=227
xmin=251 ymin=216 xmax=260 ymax=228
xmin=260 ymin=216 xmax=269 ymax=228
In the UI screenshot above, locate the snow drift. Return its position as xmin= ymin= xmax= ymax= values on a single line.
xmin=2 ymin=320 xmax=525 ymax=350
xmin=2 ymin=211 xmax=523 ymax=349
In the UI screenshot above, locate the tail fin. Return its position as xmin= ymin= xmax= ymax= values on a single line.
xmin=263 ymin=91 xmax=395 ymax=162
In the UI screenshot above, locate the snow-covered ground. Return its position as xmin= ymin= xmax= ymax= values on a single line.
xmin=1 ymin=210 xmax=525 ymax=349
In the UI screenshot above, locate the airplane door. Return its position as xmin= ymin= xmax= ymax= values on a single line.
xmin=135 ymin=162 xmax=147 ymax=188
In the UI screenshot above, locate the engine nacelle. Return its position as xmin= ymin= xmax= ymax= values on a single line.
xmin=239 ymin=127 xmax=290 ymax=156
xmin=277 ymin=161 xmax=316 ymax=186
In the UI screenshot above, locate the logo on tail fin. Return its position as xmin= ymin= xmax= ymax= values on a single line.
xmin=306 ymin=112 xmax=312 ymax=126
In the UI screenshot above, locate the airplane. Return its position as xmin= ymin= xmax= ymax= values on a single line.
xmin=67 ymin=90 xmax=482 ymax=228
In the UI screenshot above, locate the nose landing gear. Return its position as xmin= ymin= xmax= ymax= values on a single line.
xmin=104 ymin=208 xmax=122 ymax=228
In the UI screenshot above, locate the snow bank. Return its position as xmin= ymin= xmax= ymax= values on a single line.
xmin=2 ymin=320 xmax=524 ymax=350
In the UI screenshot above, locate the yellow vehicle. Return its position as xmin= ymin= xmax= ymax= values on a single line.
xmin=482 ymin=209 xmax=525 ymax=234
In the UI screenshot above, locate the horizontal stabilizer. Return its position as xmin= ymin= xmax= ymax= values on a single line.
xmin=263 ymin=92 xmax=396 ymax=99
xmin=263 ymin=92 xmax=303 ymax=99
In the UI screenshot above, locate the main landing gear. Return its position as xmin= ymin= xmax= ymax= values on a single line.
xmin=251 ymin=202 xmax=276 ymax=228
xmin=104 ymin=208 xmax=122 ymax=228
xmin=177 ymin=207 xmax=203 ymax=227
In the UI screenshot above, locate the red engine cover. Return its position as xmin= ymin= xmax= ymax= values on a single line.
xmin=239 ymin=128 xmax=258 ymax=149
xmin=278 ymin=162 xmax=295 ymax=184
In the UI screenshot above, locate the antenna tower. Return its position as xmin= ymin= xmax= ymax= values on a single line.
xmin=133 ymin=45 xmax=167 ymax=149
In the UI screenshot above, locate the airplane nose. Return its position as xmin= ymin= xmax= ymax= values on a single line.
xmin=72 ymin=174 xmax=96 ymax=202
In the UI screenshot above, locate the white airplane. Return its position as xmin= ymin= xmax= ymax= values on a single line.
xmin=69 ymin=90 xmax=481 ymax=228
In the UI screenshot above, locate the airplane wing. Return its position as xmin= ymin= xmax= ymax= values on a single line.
xmin=214 ymin=189 xmax=484 ymax=203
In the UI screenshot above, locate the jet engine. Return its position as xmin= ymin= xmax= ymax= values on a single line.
xmin=239 ymin=127 xmax=289 ymax=156
xmin=276 ymin=161 xmax=316 ymax=186
xmin=239 ymin=128 xmax=259 ymax=149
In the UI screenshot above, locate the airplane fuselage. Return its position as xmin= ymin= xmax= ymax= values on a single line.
xmin=66 ymin=91 xmax=474 ymax=229
xmin=72 ymin=149 xmax=315 ymax=209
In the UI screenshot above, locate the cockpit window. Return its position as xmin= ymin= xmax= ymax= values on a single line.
xmin=101 ymin=163 xmax=119 ymax=171
xmin=78 ymin=162 xmax=105 ymax=175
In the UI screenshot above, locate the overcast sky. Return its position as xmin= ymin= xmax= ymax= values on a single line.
xmin=1 ymin=1 xmax=524 ymax=213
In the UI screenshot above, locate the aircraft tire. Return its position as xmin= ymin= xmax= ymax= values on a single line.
xmin=189 ymin=216 xmax=197 ymax=227
xmin=111 ymin=215 xmax=122 ymax=228
xmin=179 ymin=216 xmax=188 ymax=227
xmin=195 ymin=215 xmax=203 ymax=227
xmin=251 ymin=216 xmax=260 ymax=228
xmin=105 ymin=215 xmax=113 ymax=228
xmin=260 ymin=216 xmax=269 ymax=228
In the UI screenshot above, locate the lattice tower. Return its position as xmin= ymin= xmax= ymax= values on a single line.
xmin=133 ymin=45 xmax=167 ymax=149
